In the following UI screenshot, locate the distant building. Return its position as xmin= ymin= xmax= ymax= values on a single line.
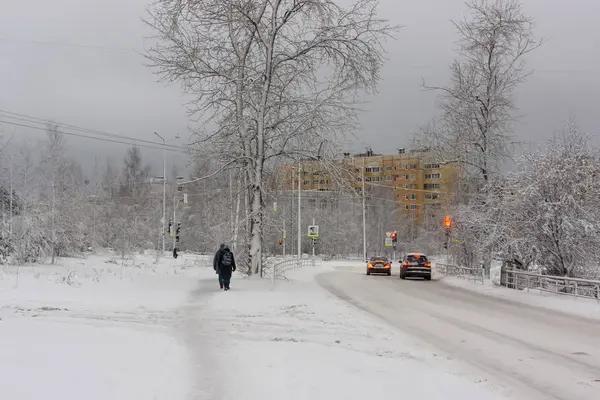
xmin=278 ymin=148 xmax=458 ymax=225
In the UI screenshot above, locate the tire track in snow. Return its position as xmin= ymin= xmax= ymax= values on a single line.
xmin=317 ymin=269 xmax=600 ymax=400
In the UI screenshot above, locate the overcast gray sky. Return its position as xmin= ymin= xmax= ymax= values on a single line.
xmin=1 ymin=0 xmax=599 ymax=174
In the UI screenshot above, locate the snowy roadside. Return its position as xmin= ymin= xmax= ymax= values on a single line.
xmin=0 ymin=252 xmax=210 ymax=400
xmin=434 ymin=273 xmax=600 ymax=321
xmin=191 ymin=263 xmax=511 ymax=400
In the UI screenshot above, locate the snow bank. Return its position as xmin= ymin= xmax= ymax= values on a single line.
xmin=0 ymin=252 xmax=206 ymax=400
xmin=0 ymin=318 xmax=189 ymax=400
xmin=0 ymin=252 xmax=210 ymax=312
xmin=196 ymin=266 xmax=508 ymax=399
xmin=440 ymin=275 xmax=600 ymax=321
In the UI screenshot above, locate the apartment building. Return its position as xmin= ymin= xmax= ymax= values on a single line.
xmin=280 ymin=148 xmax=457 ymax=225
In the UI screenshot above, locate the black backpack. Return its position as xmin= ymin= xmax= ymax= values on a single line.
xmin=221 ymin=250 xmax=233 ymax=267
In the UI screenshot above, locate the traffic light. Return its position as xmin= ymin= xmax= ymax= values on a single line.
xmin=279 ymin=239 xmax=283 ymax=245
xmin=444 ymin=216 xmax=452 ymax=230
xmin=391 ymin=231 xmax=397 ymax=243
xmin=168 ymin=220 xmax=173 ymax=236
xmin=176 ymin=222 xmax=181 ymax=243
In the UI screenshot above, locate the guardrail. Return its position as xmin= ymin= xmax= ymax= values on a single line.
xmin=262 ymin=257 xmax=316 ymax=288
xmin=436 ymin=263 xmax=484 ymax=284
xmin=503 ymin=269 xmax=600 ymax=302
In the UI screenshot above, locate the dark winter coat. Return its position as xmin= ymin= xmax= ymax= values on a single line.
xmin=217 ymin=247 xmax=236 ymax=279
xmin=213 ymin=244 xmax=225 ymax=274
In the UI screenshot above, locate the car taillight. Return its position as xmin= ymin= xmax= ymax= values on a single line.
xmin=425 ymin=263 xmax=431 ymax=267
xmin=384 ymin=263 xmax=390 ymax=268
xmin=402 ymin=262 xmax=409 ymax=266
xmin=367 ymin=263 xmax=373 ymax=268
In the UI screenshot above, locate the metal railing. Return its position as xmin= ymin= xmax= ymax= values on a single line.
xmin=503 ymin=269 xmax=600 ymax=302
xmin=436 ymin=263 xmax=484 ymax=284
xmin=262 ymin=257 xmax=317 ymax=288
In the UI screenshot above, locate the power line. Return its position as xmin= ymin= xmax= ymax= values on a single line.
xmin=0 ymin=109 xmax=186 ymax=152
xmin=0 ymin=37 xmax=140 ymax=54
xmin=0 ymin=119 xmax=188 ymax=153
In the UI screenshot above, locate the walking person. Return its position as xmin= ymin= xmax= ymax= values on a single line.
xmin=217 ymin=245 xmax=236 ymax=291
xmin=213 ymin=244 xmax=225 ymax=289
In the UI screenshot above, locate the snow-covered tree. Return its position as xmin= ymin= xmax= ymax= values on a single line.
xmin=145 ymin=0 xmax=397 ymax=275
xmin=453 ymin=123 xmax=600 ymax=279
xmin=417 ymin=0 xmax=543 ymax=193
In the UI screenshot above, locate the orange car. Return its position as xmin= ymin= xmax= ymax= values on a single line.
xmin=366 ymin=256 xmax=392 ymax=276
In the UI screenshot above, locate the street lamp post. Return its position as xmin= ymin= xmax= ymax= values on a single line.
xmin=153 ymin=132 xmax=167 ymax=254
xmin=361 ymin=158 xmax=367 ymax=262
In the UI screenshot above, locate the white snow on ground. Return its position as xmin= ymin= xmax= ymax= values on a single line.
xmin=7 ymin=253 xmax=593 ymax=399
xmin=0 ymin=252 xmax=212 ymax=400
xmin=438 ymin=275 xmax=600 ymax=320
xmin=195 ymin=263 xmax=511 ymax=400
xmin=427 ymin=256 xmax=600 ymax=321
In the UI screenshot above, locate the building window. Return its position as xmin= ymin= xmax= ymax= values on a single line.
xmin=424 ymin=163 xmax=441 ymax=169
xmin=303 ymin=180 xmax=310 ymax=185
xmin=410 ymin=194 xmax=416 ymax=200
xmin=410 ymin=204 xmax=417 ymax=210
xmin=404 ymin=194 xmax=408 ymax=200
xmin=312 ymin=180 xmax=319 ymax=184
xmin=407 ymin=184 xmax=417 ymax=189
xmin=410 ymin=174 xmax=416 ymax=181
xmin=386 ymin=175 xmax=393 ymax=181
xmin=405 ymin=205 xmax=409 ymax=210
xmin=424 ymin=184 xmax=440 ymax=190
xmin=425 ymin=173 xmax=441 ymax=180
xmin=425 ymin=193 xmax=439 ymax=200
xmin=365 ymin=166 xmax=381 ymax=173
xmin=404 ymin=174 xmax=409 ymax=180
xmin=385 ymin=166 xmax=393 ymax=171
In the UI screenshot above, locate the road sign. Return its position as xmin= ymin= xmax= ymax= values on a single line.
xmin=384 ymin=238 xmax=393 ymax=247
xmin=385 ymin=231 xmax=392 ymax=238
xmin=308 ymin=225 xmax=319 ymax=238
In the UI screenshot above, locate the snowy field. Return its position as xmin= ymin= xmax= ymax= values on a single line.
xmin=0 ymin=252 xmax=206 ymax=400
xmin=3 ymin=253 xmax=597 ymax=399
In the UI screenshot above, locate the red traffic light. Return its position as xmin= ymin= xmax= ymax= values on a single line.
xmin=391 ymin=232 xmax=397 ymax=239
xmin=444 ymin=216 xmax=452 ymax=229
xmin=279 ymin=239 xmax=283 ymax=245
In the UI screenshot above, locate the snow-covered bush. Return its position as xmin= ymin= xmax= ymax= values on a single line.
xmin=455 ymin=123 xmax=600 ymax=279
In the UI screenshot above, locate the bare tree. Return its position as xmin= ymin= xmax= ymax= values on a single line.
xmin=417 ymin=0 xmax=543 ymax=191
xmin=145 ymin=0 xmax=397 ymax=275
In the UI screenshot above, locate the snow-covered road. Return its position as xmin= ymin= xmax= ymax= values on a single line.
xmin=316 ymin=266 xmax=600 ymax=400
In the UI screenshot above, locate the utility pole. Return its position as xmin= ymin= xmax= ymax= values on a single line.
xmin=290 ymin=167 xmax=295 ymax=256
xmin=297 ymin=162 xmax=302 ymax=262
xmin=154 ymin=132 xmax=167 ymax=254
xmin=172 ymin=195 xmax=177 ymax=254
xmin=361 ymin=158 xmax=367 ymax=261
xmin=282 ymin=216 xmax=286 ymax=256
xmin=9 ymin=154 xmax=13 ymax=237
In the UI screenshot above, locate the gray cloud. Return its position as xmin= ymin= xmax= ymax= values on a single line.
xmin=1 ymin=0 xmax=598 ymax=171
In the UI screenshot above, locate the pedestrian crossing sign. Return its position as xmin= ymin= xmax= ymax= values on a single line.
xmin=308 ymin=225 xmax=319 ymax=238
